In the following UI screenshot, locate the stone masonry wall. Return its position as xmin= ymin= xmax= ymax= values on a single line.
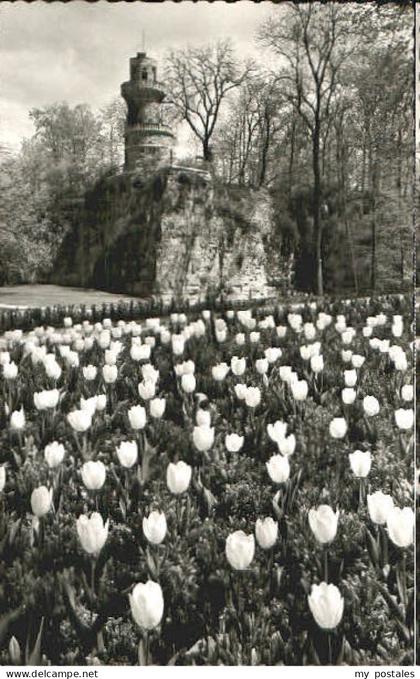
xmin=53 ymin=166 xmax=292 ymax=301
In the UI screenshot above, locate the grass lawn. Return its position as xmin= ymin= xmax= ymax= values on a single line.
xmin=0 ymin=284 xmax=138 ymax=309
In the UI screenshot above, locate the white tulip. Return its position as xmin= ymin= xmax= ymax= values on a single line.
xmin=386 ymin=507 xmax=414 ymax=548
xmin=231 ymin=356 xmax=246 ymax=376
xmin=308 ymin=582 xmax=344 ymax=630
xmin=255 ymin=517 xmax=278 ymax=549
xmin=67 ymin=409 xmax=92 ymax=432
xmin=278 ymin=433 xmax=296 ymax=457
xmin=81 ymin=460 xmax=106 ymax=490
xmin=34 ymin=389 xmax=59 ymax=410
xmin=192 ymin=425 xmax=214 ymax=452
xmin=129 ymin=581 xmax=164 ymax=630
xmin=266 ymin=454 xmax=290 ymax=483
xmin=10 ymin=408 xmax=25 ymax=430
xmin=308 ymin=505 xmax=339 ymax=544
xmin=31 ymin=486 xmax=53 ymax=517
xmin=77 ymin=512 xmax=109 ymax=555
xmin=225 ymin=433 xmax=244 ymax=452
xmin=267 ymin=420 xmax=288 ymax=444
xmin=44 ymin=441 xmax=65 ymax=468
xmin=349 ymin=450 xmax=371 ymax=478
xmin=344 ymin=369 xmax=357 ymax=387
xmin=83 ymin=365 xmax=97 ymax=381
xmin=225 ymin=530 xmax=255 ymax=570
xmin=116 ymin=441 xmax=138 ymax=468
xmin=138 ymin=380 xmax=156 ymax=400
xmin=394 ymin=408 xmax=414 ymax=430
xmin=342 ymin=388 xmax=356 ymax=405
xmin=367 ymin=490 xmax=394 ymax=525
xmin=166 ymin=461 xmax=192 ymax=494
xmin=181 ymin=373 xmax=196 ymax=393
xmin=150 ymin=398 xmax=166 ymax=418
xmin=143 ymin=510 xmax=167 ymax=545
xmin=329 ymin=417 xmax=347 ymax=439
xmin=128 ymin=405 xmax=147 ymax=430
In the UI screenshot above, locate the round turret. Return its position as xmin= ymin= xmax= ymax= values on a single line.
xmin=121 ymin=52 xmax=174 ymax=172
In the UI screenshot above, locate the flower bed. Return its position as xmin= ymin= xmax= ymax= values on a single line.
xmin=0 ymin=293 xmax=414 ymax=665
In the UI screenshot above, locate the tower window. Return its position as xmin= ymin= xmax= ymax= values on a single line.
xmin=142 ymin=70 xmax=148 ymax=81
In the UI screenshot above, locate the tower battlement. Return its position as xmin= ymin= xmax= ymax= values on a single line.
xmin=121 ymin=52 xmax=174 ymax=172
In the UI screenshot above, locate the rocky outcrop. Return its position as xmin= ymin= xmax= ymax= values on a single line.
xmin=53 ymin=165 xmax=292 ymax=302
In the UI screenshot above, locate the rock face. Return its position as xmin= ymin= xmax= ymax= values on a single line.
xmin=53 ymin=164 xmax=292 ymax=302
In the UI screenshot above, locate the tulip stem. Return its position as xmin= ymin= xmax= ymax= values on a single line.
xmin=327 ymin=632 xmax=333 ymax=665
xmin=324 ymin=549 xmax=329 ymax=584
xmin=358 ymin=479 xmax=364 ymax=511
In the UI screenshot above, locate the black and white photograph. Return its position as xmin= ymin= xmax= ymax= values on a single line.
xmin=0 ymin=0 xmax=415 ymax=670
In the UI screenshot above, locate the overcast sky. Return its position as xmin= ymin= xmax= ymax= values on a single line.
xmin=0 ymin=0 xmax=274 ymax=152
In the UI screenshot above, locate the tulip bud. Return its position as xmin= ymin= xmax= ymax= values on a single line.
xmin=77 ymin=512 xmax=109 ymax=555
xmin=81 ymin=460 xmax=106 ymax=490
xmin=329 ymin=417 xmax=347 ymax=439
xmin=8 ymin=636 xmax=21 ymax=664
xmin=255 ymin=517 xmax=278 ymax=550
xmin=128 ymin=405 xmax=147 ymax=430
xmin=308 ymin=582 xmax=344 ymax=630
xmin=143 ymin=510 xmax=167 ymax=545
xmin=166 ymin=461 xmax=192 ymax=494
xmin=266 ymin=454 xmax=290 ymax=483
xmin=31 ymin=486 xmax=53 ymax=517
xmin=386 ymin=506 xmax=414 ymax=548
xmin=129 ymin=581 xmax=164 ymax=630
xmin=44 ymin=441 xmax=65 ymax=468
xmin=225 ymin=433 xmax=244 ymax=453
xmin=225 ymin=530 xmax=255 ymax=570
xmin=308 ymin=505 xmax=339 ymax=544
xmin=116 ymin=441 xmax=138 ymax=468
xmin=192 ymin=425 xmax=214 ymax=452
xmin=348 ymin=450 xmax=371 ymax=478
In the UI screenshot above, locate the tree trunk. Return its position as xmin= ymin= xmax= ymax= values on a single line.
xmin=313 ymin=114 xmax=323 ymax=296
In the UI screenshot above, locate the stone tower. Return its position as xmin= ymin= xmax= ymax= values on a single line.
xmin=121 ymin=52 xmax=174 ymax=172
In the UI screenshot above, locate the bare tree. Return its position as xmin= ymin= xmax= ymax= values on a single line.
xmin=165 ymin=40 xmax=251 ymax=162
xmin=260 ymin=3 xmax=354 ymax=294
